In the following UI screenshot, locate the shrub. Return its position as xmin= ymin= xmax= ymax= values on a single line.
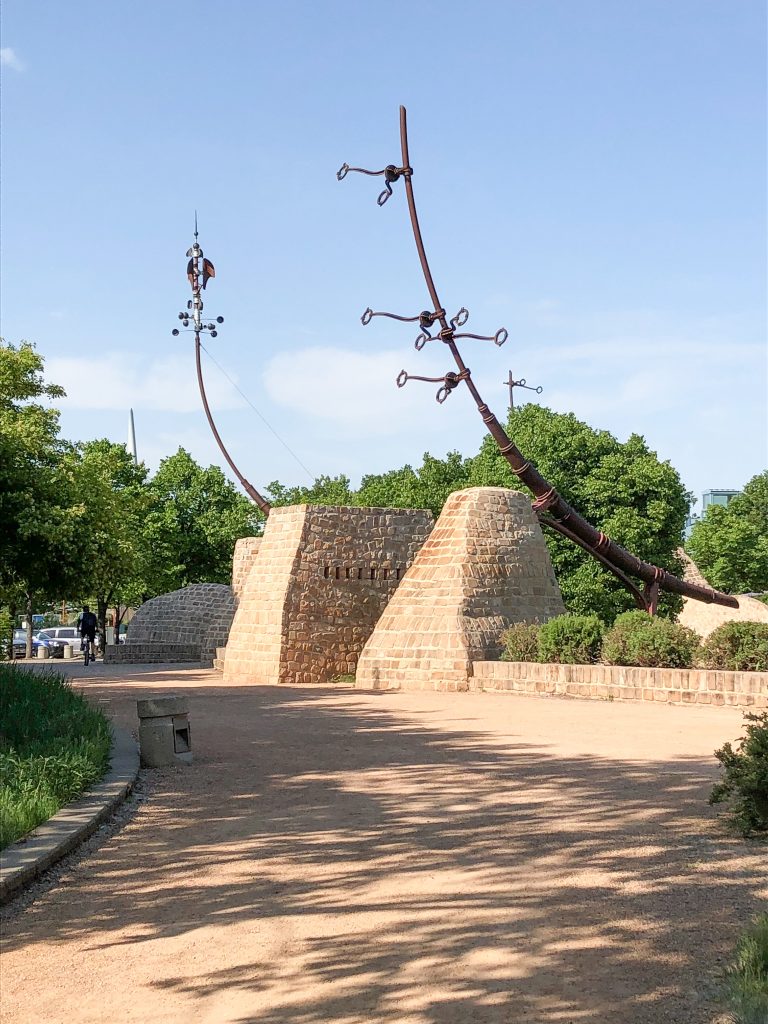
xmin=710 ymin=712 xmax=768 ymax=836
xmin=699 ymin=622 xmax=768 ymax=673
xmin=601 ymin=610 xmax=699 ymax=668
xmin=0 ymin=610 xmax=12 ymax=660
xmin=0 ymin=664 xmax=111 ymax=848
xmin=727 ymin=914 xmax=768 ymax=1024
xmin=500 ymin=622 xmax=541 ymax=662
xmin=537 ymin=614 xmax=604 ymax=664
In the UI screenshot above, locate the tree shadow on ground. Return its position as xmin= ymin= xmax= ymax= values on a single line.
xmin=4 ymin=676 xmax=767 ymax=1023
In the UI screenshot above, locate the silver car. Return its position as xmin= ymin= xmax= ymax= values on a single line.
xmin=38 ymin=627 xmax=84 ymax=657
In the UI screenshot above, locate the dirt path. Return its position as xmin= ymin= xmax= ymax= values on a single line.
xmin=2 ymin=664 xmax=766 ymax=1023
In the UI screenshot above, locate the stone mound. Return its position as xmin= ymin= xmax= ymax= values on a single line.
xmin=126 ymin=582 xmax=236 ymax=666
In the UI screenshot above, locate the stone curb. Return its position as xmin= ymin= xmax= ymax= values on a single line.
xmin=0 ymin=726 xmax=139 ymax=904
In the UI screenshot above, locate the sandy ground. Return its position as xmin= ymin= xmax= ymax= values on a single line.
xmin=1 ymin=662 xmax=766 ymax=1024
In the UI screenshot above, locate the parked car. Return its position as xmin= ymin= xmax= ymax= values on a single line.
xmin=38 ymin=627 xmax=84 ymax=657
xmin=12 ymin=629 xmax=50 ymax=659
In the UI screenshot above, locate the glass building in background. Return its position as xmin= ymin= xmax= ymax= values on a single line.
xmin=684 ymin=489 xmax=742 ymax=538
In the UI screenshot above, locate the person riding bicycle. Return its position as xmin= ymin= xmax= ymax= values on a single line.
xmin=77 ymin=605 xmax=97 ymax=662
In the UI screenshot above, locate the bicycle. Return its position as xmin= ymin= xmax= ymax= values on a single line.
xmin=81 ymin=635 xmax=94 ymax=667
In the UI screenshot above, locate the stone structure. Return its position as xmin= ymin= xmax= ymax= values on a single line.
xmin=356 ymin=487 xmax=565 ymax=692
xmin=677 ymin=549 xmax=768 ymax=638
xmin=223 ymin=505 xmax=434 ymax=684
xmin=472 ymin=660 xmax=768 ymax=709
xmin=104 ymin=642 xmax=201 ymax=665
xmin=122 ymin=583 xmax=236 ymax=666
xmin=231 ymin=537 xmax=262 ymax=602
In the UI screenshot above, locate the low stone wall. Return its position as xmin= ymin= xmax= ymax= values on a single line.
xmin=103 ymin=643 xmax=201 ymax=665
xmin=471 ymin=661 xmax=768 ymax=708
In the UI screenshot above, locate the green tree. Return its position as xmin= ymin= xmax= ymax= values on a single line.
xmin=67 ymin=440 xmax=152 ymax=642
xmin=266 ymin=474 xmax=355 ymax=508
xmin=141 ymin=448 xmax=262 ymax=594
xmin=0 ymin=341 xmax=85 ymax=656
xmin=357 ymin=451 xmax=471 ymax=517
xmin=687 ymin=471 xmax=768 ymax=593
xmin=469 ymin=405 xmax=690 ymax=621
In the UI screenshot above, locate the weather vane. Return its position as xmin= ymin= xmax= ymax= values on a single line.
xmin=337 ymin=106 xmax=738 ymax=615
xmin=172 ymin=215 xmax=271 ymax=516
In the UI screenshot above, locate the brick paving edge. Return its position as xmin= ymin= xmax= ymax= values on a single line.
xmin=0 ymin=727 xmax=139 ymax=904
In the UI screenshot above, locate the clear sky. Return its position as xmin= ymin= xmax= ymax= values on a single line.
xmin=2 ymin=0 xmax=766 ymax=511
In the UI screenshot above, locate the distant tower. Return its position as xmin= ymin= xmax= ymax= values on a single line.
xmin=127 ymin=408 xmax=137 ymax=464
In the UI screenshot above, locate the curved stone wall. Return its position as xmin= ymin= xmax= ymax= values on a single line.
xmin=126 ymin=583 xmax=236 ymax=666
xmin=677 ymin=549 xmax=768 ymax=638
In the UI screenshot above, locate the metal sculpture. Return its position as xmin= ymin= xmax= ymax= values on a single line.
xmin=338 ymin=106 xmax=738 ymax=614
xmin=172 ymin=217 xmax=271 ymax=516
xmin=503 ymin=371 xmax=543 ymax=411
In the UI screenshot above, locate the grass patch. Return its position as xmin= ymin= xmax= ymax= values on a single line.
xmin=0 ymin=664 xmax=111 ymax=849
xmin=727 ymin=914 xmax=768 ymax=1024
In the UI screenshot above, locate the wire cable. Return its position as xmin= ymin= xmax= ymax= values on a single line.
xmin=198 ymin=342 xmax=316 ymax=482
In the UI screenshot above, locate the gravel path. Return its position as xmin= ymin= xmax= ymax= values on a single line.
xmin=2 ymin=663 xmax=766 ymax=1023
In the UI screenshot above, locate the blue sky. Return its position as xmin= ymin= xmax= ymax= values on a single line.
xmin=2 ymin=0 xmax=766 ymax=511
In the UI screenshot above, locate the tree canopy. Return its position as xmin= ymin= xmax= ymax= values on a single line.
xmin=0 ymin=342 xmax=85 ymax=648
xmin=686 ymin=471 xmax=768 ymax=594
xmin=468 ymin=405 xmax=691 ymax=620
xmin=141 ymin=448 xmax=263 ymax=594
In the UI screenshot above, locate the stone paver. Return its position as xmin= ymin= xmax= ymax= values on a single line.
xmin=2 ymin=661 xmax=766 ymax=1024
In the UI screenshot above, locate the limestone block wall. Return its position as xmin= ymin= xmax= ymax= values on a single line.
xmin=472 ymin=660 xmax=768 ymax=709
xmin=223 ymin=505 xmax=434 ymax=684
xmin=126 ymin=583 xmax=236 ymax=666
xmin=231 ymin=537 xmax=262 ymax=602
xmin=356 ymin=487 xmax=566 ymax=692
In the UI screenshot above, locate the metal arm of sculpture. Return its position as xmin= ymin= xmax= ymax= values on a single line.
xmin=339 ymin=106 xmax=738 ymax=614
xmin=172 ymin=218 xmax=272 ymax=516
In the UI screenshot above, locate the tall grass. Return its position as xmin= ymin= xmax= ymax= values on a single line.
xmin=728 ymin=915 xmax=768 ymax=1024
xmin=0 ymin=664 xmax=111 ymax=849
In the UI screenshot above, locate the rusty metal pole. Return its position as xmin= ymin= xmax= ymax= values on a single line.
xmin=173 ymin=220 xmax=271 ymax=517
xmin=338 ymin=106 xmax=738 ymax=612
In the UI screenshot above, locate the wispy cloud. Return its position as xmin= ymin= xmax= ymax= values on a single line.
xmin=1 ymin=48 xmax=25 ymax=72
xmin=47 ymin=352 xmax=246 ymax=413
xmin=263 ymin=346 xmax=453 ymax=436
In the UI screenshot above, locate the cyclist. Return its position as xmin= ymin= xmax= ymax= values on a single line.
xmin=77 ymin=605 xmax=98 ymax=664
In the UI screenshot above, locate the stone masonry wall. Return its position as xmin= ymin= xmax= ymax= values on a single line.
xmin=472 ymin=660 xmax=768 ymax=709
xmin=104 ymin=643 xmax=201 ymax=665
xmin=223 ymin=505 xmax=434 ymax=684
xmin=126 ymin=583 xmax=236 ymax=666
xmin=231 ymin=537 xmax=262 ymax=602
xmin=356 ymin=488 xmax=566 ymax=692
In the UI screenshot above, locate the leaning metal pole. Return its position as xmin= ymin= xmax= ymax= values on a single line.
xmin=173 ymin=221 xmax=271 ymax=516
xmin=341 ymin=106 xmax=737 ymax=613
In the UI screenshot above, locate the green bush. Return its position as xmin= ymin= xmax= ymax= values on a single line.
xmin=537 ymin=614 xmax=604 ymax=665
xmin=0 ymin=664 xmax=112 ymax=848
xmin=699 ymin=622 xmax=768 ymax=673
xmin=0 ymin=610 xmax=12 ymax=660
xmin=601 ymin=610 xmax=699 ymax=668
xmin=500 ymin=622 xmax=541 ymax=662
xmin=710 ymin=712 xmax=768 ymax=836
xmin=727 ymin=914 xmax=768 ymax=1024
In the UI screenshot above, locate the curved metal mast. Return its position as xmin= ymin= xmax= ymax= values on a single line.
xmin=339 ymin=106 xmax=737 ymax=613
xmin=172 ymin=219 xmax=271 ymax=516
